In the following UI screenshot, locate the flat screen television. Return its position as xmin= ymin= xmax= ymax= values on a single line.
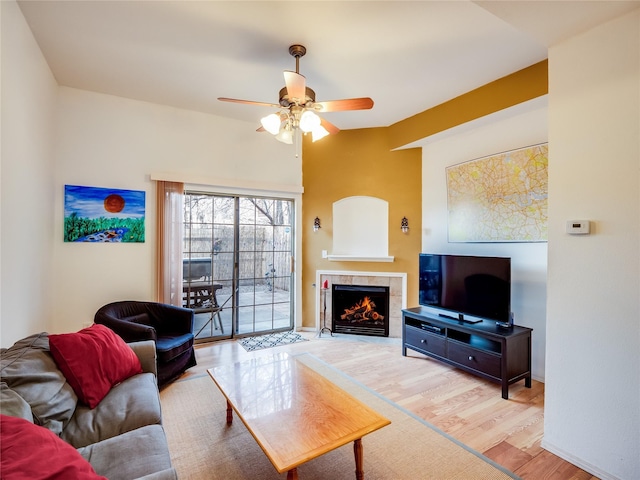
xmin=419 ymin=253 xmax=511 ymax=324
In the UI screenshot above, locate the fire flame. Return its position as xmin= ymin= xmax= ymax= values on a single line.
xmin=341 ymin=296 xmax=383 ymax=322
xmin=357 ymin=296 xmax=375 ymax=313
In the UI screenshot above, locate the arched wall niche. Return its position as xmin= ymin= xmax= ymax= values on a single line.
xmin=330 ymin=196 xmax=393 ymax=262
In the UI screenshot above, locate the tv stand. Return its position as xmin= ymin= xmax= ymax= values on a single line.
xmin=403 ymin=307 xmax=532 ymax=399
xmin=438 ymin=312 xmax=483 ymax=324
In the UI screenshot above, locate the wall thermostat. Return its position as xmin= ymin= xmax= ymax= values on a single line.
xmin=566 ymin=220 xmax=591 ymax=235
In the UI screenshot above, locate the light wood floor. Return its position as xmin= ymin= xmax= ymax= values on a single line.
xmin=186 ymin=332 xmax=598 ymax=480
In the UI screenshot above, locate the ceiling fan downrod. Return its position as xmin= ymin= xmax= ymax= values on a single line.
xmin=289 ymin=44 xmax=306 ymax=74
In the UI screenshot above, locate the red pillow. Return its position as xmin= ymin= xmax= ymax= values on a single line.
xmin=49 ymin=324 xmax=142 ymax=408
xmin=0 ymin=414 xmax=107 ymax=479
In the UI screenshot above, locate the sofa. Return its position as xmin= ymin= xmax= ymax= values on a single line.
xmin=94 ymin=301 xmax=196 ymax=387
xmin=0 ymin=330 xmax=177 ymax=480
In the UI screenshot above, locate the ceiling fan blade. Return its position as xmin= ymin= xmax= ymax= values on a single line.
xmin=283 ymin=71 xmax=306 ymax=103
xmin=218 ymin=97 xmax=280 ymax=108
xmin=320 ymin=117 xmax=340 ymax=135
xmin=315 ymin=97 xmax=374 ymax=113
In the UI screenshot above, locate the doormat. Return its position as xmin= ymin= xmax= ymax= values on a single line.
xmin=238 ymin=331 xmax=308 ymax=352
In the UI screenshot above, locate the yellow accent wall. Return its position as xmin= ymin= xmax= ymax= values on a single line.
xmin=389 ymin=60 xmax=548 ymax=149
xmin=301 ymin=128 xmax=422 ymax=329
xmin=301 ymin=60 xmax=548 ymax=332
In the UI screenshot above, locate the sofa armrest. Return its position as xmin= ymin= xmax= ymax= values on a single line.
xmin=128 ymin=340 xmax=157 ymax=377
xmin=97 ymin=316 xmax=157 ymax=343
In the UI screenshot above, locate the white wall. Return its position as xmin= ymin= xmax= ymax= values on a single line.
xmin=544 ymin=10 xmax=639 ymax=480
xmin=420 ymin=97 xmax=548 ymax=381
xmin=0 ymin=2 xmax=303 ymax=346
xmin=51 ymin=87 xmax=301 ymax=334
xmin=1 ymin=1 xmax=58 ymax=346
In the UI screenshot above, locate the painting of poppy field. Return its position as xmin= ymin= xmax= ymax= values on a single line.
xmin=64 ymin=185 xmax=145 ymax=242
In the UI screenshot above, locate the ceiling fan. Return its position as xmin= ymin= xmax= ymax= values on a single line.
xmin=218 ymin=44 xmax=374 ymax=145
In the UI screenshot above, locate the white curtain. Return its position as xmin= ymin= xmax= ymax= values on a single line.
xmin=156 ymin=181 xmax=184 ymax=306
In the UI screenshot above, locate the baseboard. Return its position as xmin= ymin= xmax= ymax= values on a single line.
xmin=541 ymin=439 xmax=620 ymax=480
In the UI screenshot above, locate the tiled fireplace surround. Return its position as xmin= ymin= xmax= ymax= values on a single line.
xmin=315 ymin=270 xmax=407 ymax=338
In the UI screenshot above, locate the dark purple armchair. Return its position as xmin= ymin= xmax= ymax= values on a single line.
xmin=94 ymin=301 xmax=196 ymax=387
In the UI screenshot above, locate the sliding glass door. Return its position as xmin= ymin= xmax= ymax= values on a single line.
xmin=183 ymin=192 xmax=294 ymax=342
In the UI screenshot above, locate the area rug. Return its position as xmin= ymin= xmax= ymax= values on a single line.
xmin=160 ymin=354 xmax=520 ymax=480
xmin=237 ymin=330 xmax=308 ymax=351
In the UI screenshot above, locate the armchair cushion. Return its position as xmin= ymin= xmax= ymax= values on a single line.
xmin=156 ymin=334 xmax=194 ymax=364
xmin=49 ymin=324 xmax=142 ymax=409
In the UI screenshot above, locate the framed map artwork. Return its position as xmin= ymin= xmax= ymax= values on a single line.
xmin=446 ymin=143 xmax=548 ymax=243
xmin=64 ymin=185 xmax=145 ymax=242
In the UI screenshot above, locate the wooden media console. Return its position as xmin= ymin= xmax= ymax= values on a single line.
xmin=402 ymin=307 xmax=532 ymax=399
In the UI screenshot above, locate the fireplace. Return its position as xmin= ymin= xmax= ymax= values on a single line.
xmin=332 ymin=284 xmax=389 ymax=337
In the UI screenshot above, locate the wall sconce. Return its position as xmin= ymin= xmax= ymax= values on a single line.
xmin=313 ymin=217 xmax=321 ymax=232
xmin=401 ymin=216 xmax=409 ymax=233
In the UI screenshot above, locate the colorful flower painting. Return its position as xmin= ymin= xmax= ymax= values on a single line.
xmin=64 ymin=185 xmax=145 ymax=242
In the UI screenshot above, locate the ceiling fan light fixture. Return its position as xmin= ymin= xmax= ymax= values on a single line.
xmin=260 ymin=113 xmax=281 ymax=135
xmin=220 ymin=45 xmax=372 ymax=148
xmin=311 ymin=125 xmax=330 ymax=142
xmin=275 ymin=122 xmax=294 ymax=144
xmin=299 ymin=110 xmax=321 ymax=133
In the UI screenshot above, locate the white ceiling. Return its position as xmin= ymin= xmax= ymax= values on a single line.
xmin=17 ymin=1 xmax=640 ymax=132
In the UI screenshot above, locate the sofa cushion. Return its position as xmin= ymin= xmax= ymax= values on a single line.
xmin=0 ymin=382 xmax=33 ymax=422
xmin=61 ymin=372 xmax=162 ymax=448
xmin=0 ymin=414 xmax=106 ymax=480
xmin=49 ymin=324 xmax=143 ymax=408
xmin=156 ymin=333 xmax=194 ymax=363
xmin=78 ymin=425 xmax=176 ymax=480
xmin=0 ymin=332 xmax=77 ymax=435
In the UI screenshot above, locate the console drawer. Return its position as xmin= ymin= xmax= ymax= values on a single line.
xmin=405 ymin=326 xmax=446 ymax=357
xmin=448 ymin=342 xmax=501 ymax=378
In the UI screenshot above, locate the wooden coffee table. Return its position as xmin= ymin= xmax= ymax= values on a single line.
xmin=207 ymin=352 xmax=390 ymax=479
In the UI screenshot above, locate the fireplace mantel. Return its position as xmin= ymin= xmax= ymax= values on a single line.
xmin=327 ymin=254 xmax=394 ymax=262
